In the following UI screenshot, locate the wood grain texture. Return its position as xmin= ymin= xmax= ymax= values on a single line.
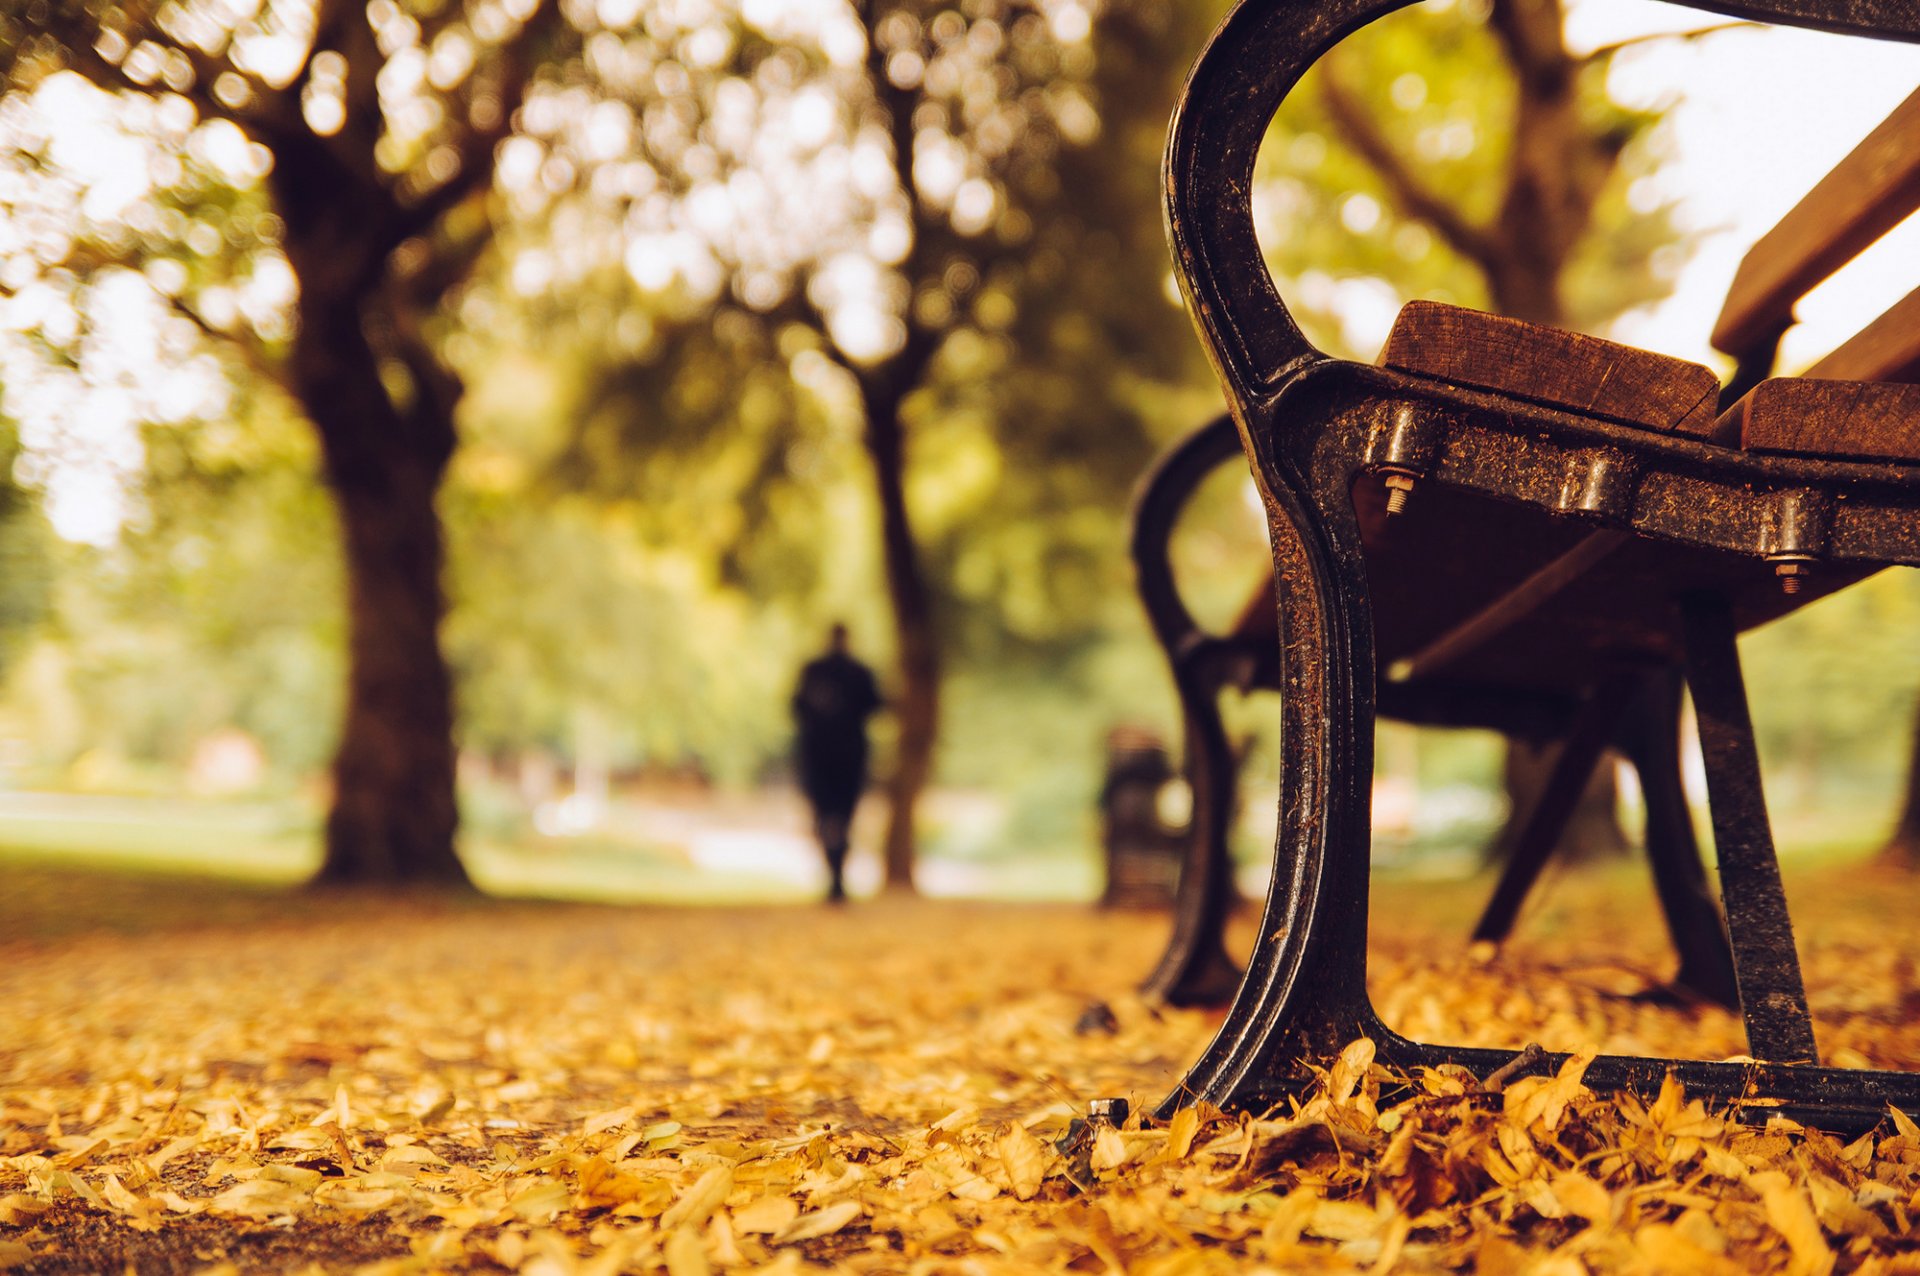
xmin=1711 ymin=86 xmax=1920 ymax=361
xmin=1717 ymin=377 xmax=1920 ymax=461
xmin=1381 ymin=300 xmax=1723 ymax=434
xmin=1805 ymin=284 xmax=1920 ymax=384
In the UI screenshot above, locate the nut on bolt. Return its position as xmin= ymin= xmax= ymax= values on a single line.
xmin=1769 ymin=554 xmax=1814 ymax=595
xmin=1087 ymin=1097 xmax=1130 ymax=1128
xmin=1380 ymin=467 xmax=1418 ymax=515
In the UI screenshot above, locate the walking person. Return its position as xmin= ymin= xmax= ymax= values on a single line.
xmin=791 ymin=623 xmax=883 ymax=902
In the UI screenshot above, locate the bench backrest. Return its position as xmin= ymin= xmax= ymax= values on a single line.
xmin=1711 ymin=86 xmax=1920 ymax=388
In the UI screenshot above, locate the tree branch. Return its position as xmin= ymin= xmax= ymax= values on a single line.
xmin=1580 ymin=21 xmax=1759 ymax=66
xmin=303 ymin=0 xmax=400 ymax=210
xmin=165 ymin=292 xmax=291 ymax=395
xmin=394 ymin=0 xmax=565 ymax=246
xmin=1318 ymin=63 xmax=1498 ymax=268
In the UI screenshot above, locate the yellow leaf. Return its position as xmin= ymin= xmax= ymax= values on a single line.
xmin=1648 ymin=1072 xmax=1686 ymax=1128
xmin=144 ymin=1135 xmax=200 ymax=1174
xmin=1329 ymin=1038 xmax=1376 ymax=1105
xmin=259 ymin=1163 xmax=323 ymax=1189
xmin=998 ymin=1121 xmax=1051 ymax=1201
xmin=1806 ymin=1173 xmax=1886 ymax=1241
xmin=1090 ymin=1126 xmax=1128 ymax=1173
xmin=773 ymin=1198 xmax=861 ymax=1244
xmin=0 ymin=1196 xmax=48 ymax=1227
xmin=1305 ymin=1198 xmax=1380 ymax=1242
xmin=583 ymin=1106 xmax=635 ymax=1136
xmin=314 ymin=1185 xmax=400 ymax=1212
xmin=732 ymin=1194 xmax=800 ymax=1235
xmin=1368 ymin=1214 xmax=1411 ymax=1276
xmin=663 ymin=1226 xmax=710 ymax=1276
xmin=928 ymin=1108 xmax=976 ymax=1148
xmin=707 ymin=1210 xmax=745 ymax=1267
xmin=577 ymin=1155 xmax=650 ymax=1209
xmin=100 ymin=1173 xmax=140 ymax=1214
xmin=210 ymin=1178 xmax=306 ymax=1220
xmin=508 ymin=1180 xmax=571 ymax=1223
xmin=414 ymin=1091 xmax=456 ymax=1124
xmin=1164 ymin=1107 xmax=1200 ymax=1161
xmin=1504 ymin=1048 xmax=1595 ymax=1134
xmin=661 ymin=1166 xmax=733 ymax=1231
xmin=379 ymin=1144 xmax=446 ymax=1171
xmin=1634 ymin=1223 xmax=1743 ymax=1276
xmin=1750 ymin=1171 xmax=1835 ymax=1276
xmin=1549 ymin=1171 xmax=1612 ymax=1225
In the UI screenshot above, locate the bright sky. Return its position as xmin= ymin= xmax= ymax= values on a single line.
xmin=1566 ymin=0 xmax=1920 ymax=369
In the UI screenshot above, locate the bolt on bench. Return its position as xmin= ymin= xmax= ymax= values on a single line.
xmin=1155 ymin=0 xmax=1920 ymax=1131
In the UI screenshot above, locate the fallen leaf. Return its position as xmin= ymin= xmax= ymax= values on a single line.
xmin=773 ymin=1198 xmax=860 ymax=1243
xmin=998 ymin=1120 xmax=1051 ymax=1200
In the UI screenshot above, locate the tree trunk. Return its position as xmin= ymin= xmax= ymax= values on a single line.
xmin=861 ymin=381 xmax=938 ymax=893
xmin=291 ymin=292 xmax=468 ymax=888
xmin=1479 ymin=0 xmax=1631 ymax=864
xmin=1882 ymin=697 xmax=1920 ymax=867
xmin=1486 ymin=736 xmax=1630 ymax=865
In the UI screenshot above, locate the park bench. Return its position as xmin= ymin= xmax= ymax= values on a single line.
xmin=1150 ymin=0 xmax=1920 ymax=1131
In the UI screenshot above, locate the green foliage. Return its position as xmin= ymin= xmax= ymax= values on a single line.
xmin=1255 ymin=0 xmax=1688 ymax=353
xmin=0 ymin=408 xmax=56 ymax=671
xmin=1744 ymin=570 xmax=1920 ymax=815
xmin=2 ymin=399 xmax=342 ymax=779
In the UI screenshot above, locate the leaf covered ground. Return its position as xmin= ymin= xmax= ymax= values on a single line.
xmin=3 ymin=860 xmax=1920 ymax=1273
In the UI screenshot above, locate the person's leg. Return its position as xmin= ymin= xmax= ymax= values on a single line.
xmin=816 ymin=808 xmax=850 ymax=902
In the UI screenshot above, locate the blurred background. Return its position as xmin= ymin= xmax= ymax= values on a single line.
xmin=0 ymin=0 xmax=1918 ymax=907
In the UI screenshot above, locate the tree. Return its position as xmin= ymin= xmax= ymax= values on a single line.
xmin=518 ymin=0 xmax=1206 ymax=887
xmin=1886 ymin=713 xmax=1920 ymax=865
xmin=2 ymin=0 xmax=564 ymax=885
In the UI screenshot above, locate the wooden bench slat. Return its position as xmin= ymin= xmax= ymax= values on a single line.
xmin=1717 ymin=377 xmax=1920 ymax=461
xmin=1381 ymin=301 xmax=1723 ymax=435
xmin=1710 ymin=87 xmax=1920 ymax=360
xmin=1804 ymin=283 xmax=1920 ymax=383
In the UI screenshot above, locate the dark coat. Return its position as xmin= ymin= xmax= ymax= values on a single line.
xmin=791 ymin=652 xmax=882 ymax=816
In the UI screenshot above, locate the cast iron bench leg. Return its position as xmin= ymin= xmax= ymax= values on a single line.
xmin=1473 ymin=667 xmax=1740 ymax=1009
xmin=1471 ymin=669 xmax=1638 ymax=946
xmin=1621 ymin=666 xmax=1741 ymax=1008
xmin=1678 ymin=592 xmax=1819 ymax=1064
